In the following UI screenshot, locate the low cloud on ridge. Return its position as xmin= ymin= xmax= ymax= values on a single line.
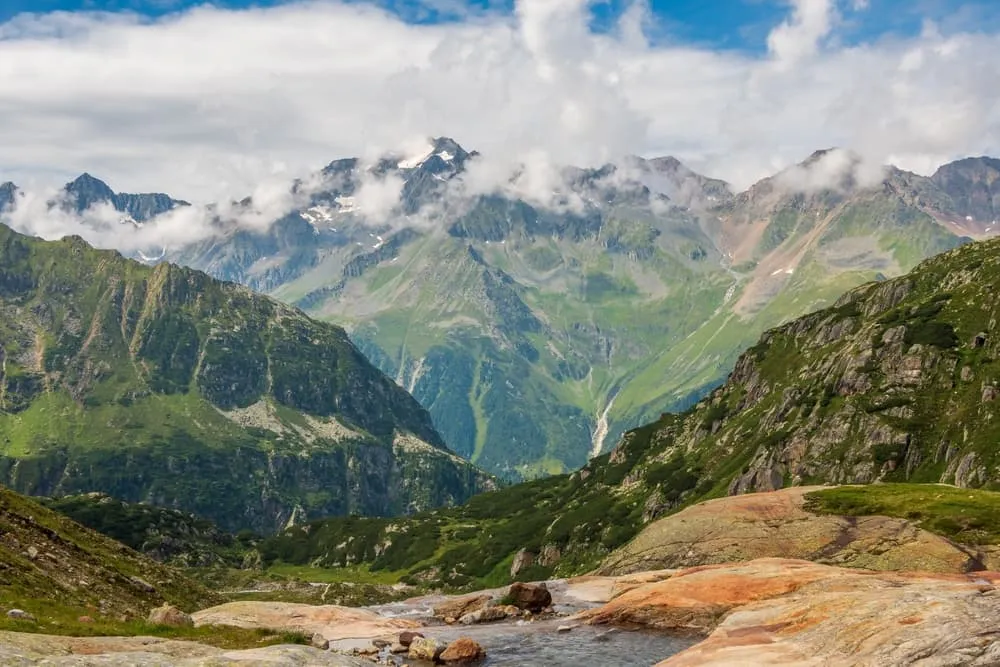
xmin=0 ymin=0 xmax=998 ymax=248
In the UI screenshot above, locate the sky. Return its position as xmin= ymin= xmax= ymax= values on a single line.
xmin=0 ymin=0 xmax=998 ymax=211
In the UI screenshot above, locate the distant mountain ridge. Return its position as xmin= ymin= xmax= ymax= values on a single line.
xmin=0 ymin=224 xmax=492 ymax=532
xmin=62 ymin=172 xmax=189 ymax=222
xmin=2 ymin=143 xmax=993 ymax=481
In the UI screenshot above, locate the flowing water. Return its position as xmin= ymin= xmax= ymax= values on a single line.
xmin=419 ymin=620 xmax=696 ymax=666
xmin=360 ymin=588 xmax=696 ymax=666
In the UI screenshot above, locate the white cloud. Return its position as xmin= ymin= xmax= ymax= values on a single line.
xmin=0 ymin=0 xmax=996 ymax=244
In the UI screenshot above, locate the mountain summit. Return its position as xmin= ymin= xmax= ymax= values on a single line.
xmin=61 ymin=172 xmax=189 ymax=222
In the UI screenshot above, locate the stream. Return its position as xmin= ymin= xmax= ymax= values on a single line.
xmin=346 ymin=582 xmax=697 ymax=666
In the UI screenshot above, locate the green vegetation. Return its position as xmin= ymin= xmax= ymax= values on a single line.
xmin=0 ymin=224 xmax=491 ymax=532
xmin=805 ymin=484 xmax=1000 ymax=546
xmin=255 ymin=231 xmax=1000 ymax=590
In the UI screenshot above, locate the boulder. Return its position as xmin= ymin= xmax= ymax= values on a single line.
xmin=129 ymin=576 xmax=156 ymax=593
xmin=311 ymin=633 xmax=329 ymax=650
xmin=432 ymin=594 xmax=491 ymax=620
xmin=390 ymin=642 xmax=408 ymax=654
xmin=398 ymin=631 xmax=424 ymax=647
xmin=6 ymin=609 xmax=35 ymax=622
xmin=408 ymin=637 xmax=445 ymax=662
xmin=458 ymin=606 xmax=509 ymax=625
xmin=510 ymin=549 xmax=534 ymax=578
xmin=440 ymin=637 xmax=486 ymax=664
xmin=506 ymin=582 xmax=552 ymax=612
xmin=148 ymin=604 xmax=194 ymax=628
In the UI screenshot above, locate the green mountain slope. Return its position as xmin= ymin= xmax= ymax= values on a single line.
xmin=0 ymin=485 xmax=217 ymax=622
xmin=254 ymin=233 xmax=1000 ymax=589
xmin=172 ymin=144 xmax=985 ymax=479
xmin=0 ymin=225 xmax=492 ymax=532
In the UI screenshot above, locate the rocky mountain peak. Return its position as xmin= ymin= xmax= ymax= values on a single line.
xmin=0 ymin=181 xmax=18 ymax=210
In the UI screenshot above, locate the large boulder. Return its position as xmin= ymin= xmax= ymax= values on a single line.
xmin=147 ymin=604 xmax=193 ymax=628
xmin=398 ymin=630 xmax=424 ymax=648
xmin=440 ymin=637 xmax=486 ymax=664
xmin=506 ymin=582 xmax=551 ymax=612
xmin=408 ymin=637 xmax=445 ymax=662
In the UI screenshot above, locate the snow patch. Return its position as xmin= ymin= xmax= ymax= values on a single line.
xmin=398 ymin=143 xmax=433 ymax=169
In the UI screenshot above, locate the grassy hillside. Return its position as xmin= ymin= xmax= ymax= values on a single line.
xmin=253 ymin=234 xmax=1000 ymax=589
xmin=0 ymin=225 xmax=492 ymax=532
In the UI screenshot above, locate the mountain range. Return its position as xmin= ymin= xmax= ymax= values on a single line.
xmin=255 ymin=227 xmax=1000 ymax=589
xmin=3 ymin=141 xmax=999 ymax=482
xmin=0 ymin=224 xmax=491 ymax=532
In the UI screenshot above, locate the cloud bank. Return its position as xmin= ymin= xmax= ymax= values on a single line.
xmin=0 ymin=0 xmax=997 ymax=242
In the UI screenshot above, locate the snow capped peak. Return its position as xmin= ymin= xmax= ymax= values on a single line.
xmin=397 ymin=142 xmax=434 ymax=169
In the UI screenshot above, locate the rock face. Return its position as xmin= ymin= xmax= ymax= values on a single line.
xmin=600 ymin=487 xmax=983 ymax=575
xmin=147 ymin=604 xmax=193 ymax=628
xmin=506 ymin=582 xmax=552 ymax=612
xmin=439 ymin=637 xmax=486 ymax=664
xmin=0 ymin=225 xmax=491 ymax=534
xmin=577 ymin=558 xmax=1000 ymax=666
xmin=190 ymin=602 xmax=418 ymax=642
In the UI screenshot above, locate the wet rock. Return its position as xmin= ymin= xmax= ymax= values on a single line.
xmin=458 ymin=606 xmax=509 ymax=625
xmin=407 ymin=637 xmax=445 ymax=662
xmin=398 ymin=631 xmax=425 ymax=647
xmin=432 ymin=594 xmax=491 ymax=620
xmin=440 ymin=637 xmax=486 ymax=664
xmin=506 ymin=582 xmax=552 ymax=612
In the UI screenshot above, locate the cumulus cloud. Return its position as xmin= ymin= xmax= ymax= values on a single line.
xmin=0 ymin=0 xmax=997 ymax=245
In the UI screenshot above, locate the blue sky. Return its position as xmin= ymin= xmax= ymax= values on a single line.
xmin=0 ymin=0 xmax=997 ymax=208
xmin=2 ymin=0 xmax=998 ymax=51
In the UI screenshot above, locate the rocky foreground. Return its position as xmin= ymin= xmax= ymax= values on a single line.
xmin=579 ymin=558 xmax=1000 ymax=666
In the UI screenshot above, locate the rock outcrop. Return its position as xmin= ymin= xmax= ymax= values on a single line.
xmin=148 ymin=604 xmax=194 ymax=628
xmin=578 ymin=558 xmax=1000 ymax=666
xmin=190 ymin=601 xmax=418 ymax=643
xmin=600 ymin=487 xmax=984 ymax=575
